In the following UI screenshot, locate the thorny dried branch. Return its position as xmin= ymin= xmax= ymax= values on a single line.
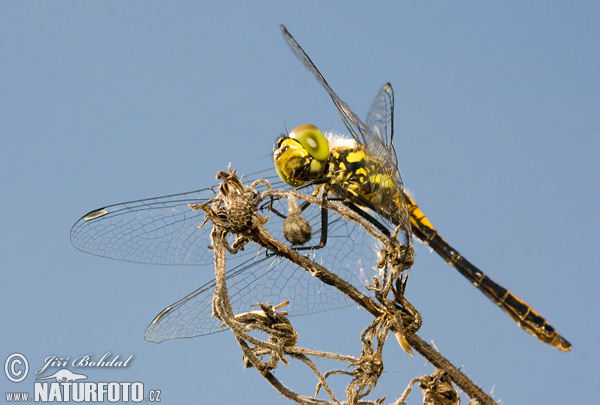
xmin=197 ymin=168 xmax=497 ymax=405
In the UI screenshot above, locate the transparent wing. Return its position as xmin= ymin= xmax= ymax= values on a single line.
xmin=144 ymin=199 xmax=385 ymax=342
xmin=365 ymin=83 xmax=398 ymax=172
xmin=70 ymin=169 xmax=281 ymax=266
xmin=280 ymin=25 xmax=369 ymax=146
xmin=72 ymin=170 xmax=385 ymax=343
xmin=365 ymin=83 xmax=412 ymax=244
xmin=71 ymin=188 xmax=218 ymax=266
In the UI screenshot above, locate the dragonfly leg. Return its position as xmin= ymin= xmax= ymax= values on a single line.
xmin=264 ymin=192 xmax=330 ymax=259
xmin=285 ymin=193 xmax=329 ymax=250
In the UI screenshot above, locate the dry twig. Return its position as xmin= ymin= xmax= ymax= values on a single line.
xmin=197 ymin=168 xmax=496 ymax=405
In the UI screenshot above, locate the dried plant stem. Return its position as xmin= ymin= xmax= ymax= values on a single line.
xmin=263 ymin=191 xmax=496 ymax=403
xmin=203 ymin=169 xmax=496 ymax=404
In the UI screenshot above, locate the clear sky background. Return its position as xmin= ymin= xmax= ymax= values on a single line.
xmin=2 ymin=2 xmax=598 ymax=404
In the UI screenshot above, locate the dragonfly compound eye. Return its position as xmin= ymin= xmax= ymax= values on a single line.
xmin=289 ymin=124 xmax=329 ymax=162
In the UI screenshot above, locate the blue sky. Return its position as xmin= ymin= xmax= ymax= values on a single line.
xmin=2 ymin=2 xmax=598 ymax=403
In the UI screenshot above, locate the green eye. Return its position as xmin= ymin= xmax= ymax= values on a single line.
xmin=289 ymin=124 xmax=329 ymax=161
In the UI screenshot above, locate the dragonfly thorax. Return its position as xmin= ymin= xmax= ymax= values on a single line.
xmin=326 ymin=141 xmax=400 ymax=222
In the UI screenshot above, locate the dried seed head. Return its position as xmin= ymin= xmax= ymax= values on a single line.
xmin=283 ymin=196 xmax=312 ymax=245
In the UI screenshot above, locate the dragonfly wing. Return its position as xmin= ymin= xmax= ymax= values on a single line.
xmin=144 ymin=254 xmax=274 ymax=342
xmin=362 ymin=84 xmax=412 ymax=244
xmin=70 ymin=188 xmax=220 ymax=266
xmin=70 ymin=169 xmax=282 ymax=266
xmin=280 ymin=25 xmax=369 ymax=146
xmin=365 ymin=83 xmax=398 ymax=171
xmin=73 ymin=164 xmax=388 ymax=342
xmin=145 ymin=200 xmax=385 ymax=342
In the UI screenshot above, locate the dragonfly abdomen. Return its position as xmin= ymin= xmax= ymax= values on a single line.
xmin=406 ymin=194 xmax=572 ymax=351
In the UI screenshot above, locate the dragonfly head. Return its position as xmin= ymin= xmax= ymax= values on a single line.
xmin=273 ymin=124 xmax=329 ymax=186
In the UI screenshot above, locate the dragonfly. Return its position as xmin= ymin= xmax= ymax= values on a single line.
xmin=71 ymin=25 xmax=571 ymax=351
